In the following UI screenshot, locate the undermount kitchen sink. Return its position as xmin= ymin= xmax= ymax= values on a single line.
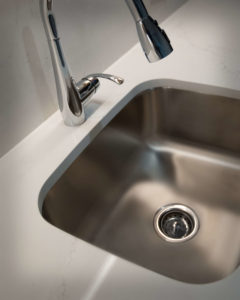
xmin=41 ymin=82 xmax=240 ymax=284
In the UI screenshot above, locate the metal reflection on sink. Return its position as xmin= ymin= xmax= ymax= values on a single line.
xmin=42 ymin=83 xmax=240 ymax=284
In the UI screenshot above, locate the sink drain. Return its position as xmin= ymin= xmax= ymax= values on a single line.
xmin=154 ymin=204 xmax=199 ymax=242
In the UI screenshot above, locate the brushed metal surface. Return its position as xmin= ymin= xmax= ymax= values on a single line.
xmin=42 ymin=87 xmax=240 ymax=284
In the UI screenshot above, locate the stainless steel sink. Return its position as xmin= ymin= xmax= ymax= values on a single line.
xmin=42 ymin=83 xmax=240 ymax=284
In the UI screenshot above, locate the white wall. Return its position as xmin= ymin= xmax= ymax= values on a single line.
xmin=0 ymin=0 xmax=186 ymax=158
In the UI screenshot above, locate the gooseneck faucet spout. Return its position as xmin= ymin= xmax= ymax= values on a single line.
xmin=40 ymin=0 xmax=173 ymax=126
xmin=41 ymin=0 xmax=84 ymax=126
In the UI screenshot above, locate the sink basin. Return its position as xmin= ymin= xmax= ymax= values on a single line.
xmin=41 ymin=82 xmax=240 ymax=284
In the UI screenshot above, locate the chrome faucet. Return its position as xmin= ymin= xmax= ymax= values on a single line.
xmin=40 ymin=0 xmax=173 ymax=126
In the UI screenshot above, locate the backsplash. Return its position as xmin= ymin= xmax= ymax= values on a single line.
xmin=0 ymin=0 xmax=186 ymax=158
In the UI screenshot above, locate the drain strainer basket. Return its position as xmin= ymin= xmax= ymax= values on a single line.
xmin=154 ymin=204 xmax=199 ymax=243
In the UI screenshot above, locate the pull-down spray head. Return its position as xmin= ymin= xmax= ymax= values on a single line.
xmin=125 ymin=0 xmax=173 ymax=62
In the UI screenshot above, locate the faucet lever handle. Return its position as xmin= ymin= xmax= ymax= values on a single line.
xmin=83 ymin=73 xmax=124 ymax=85
xmin=76 ymin=73 xmax=124 ymax=105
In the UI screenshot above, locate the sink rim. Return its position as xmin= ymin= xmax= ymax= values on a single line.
xmin=38 ymin=79 xmax=239 ymax=284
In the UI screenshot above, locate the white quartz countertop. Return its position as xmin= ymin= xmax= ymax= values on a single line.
xmin=1 ymin=0 xmax=240 ymax=299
